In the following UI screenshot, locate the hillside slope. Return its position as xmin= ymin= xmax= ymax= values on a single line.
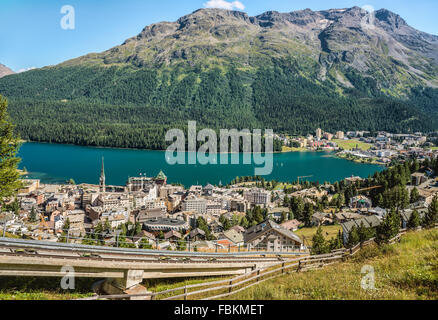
xmin=0 ymin=7 xmax=438 ymax=149
xmin=228 ymin=229 xmax=438 ymax=300
xmin=0 ymin=64 xmax=14 ymax=78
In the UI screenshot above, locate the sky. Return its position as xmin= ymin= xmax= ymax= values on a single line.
xmin=1 ymin=0 xmax=437 ymax=72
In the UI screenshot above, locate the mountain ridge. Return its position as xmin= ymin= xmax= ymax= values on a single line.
xmin=55 ymin=6 xmax=438 ymax=95
xmin=0 ymin=64 xmax=15 ymax=78
xmin=0 ymin=7 xmax=437 ymax=150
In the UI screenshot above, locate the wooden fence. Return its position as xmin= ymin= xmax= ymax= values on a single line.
xmin=79 ymin=225 xmax=438 ymax=301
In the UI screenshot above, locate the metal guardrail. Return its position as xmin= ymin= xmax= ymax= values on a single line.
xmin=0 ymin=224 xmax=307 ymax=255
xmin=80 ymin=226 xmax=438 ymax=300
xmin=0 ymin=237 xmax=306 ymax=258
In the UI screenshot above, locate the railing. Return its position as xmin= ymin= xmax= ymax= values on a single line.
xmin=79 ymin=225 xmax=438 ymax=301
xmin=0 ymin=224 xmax=306 ymax=254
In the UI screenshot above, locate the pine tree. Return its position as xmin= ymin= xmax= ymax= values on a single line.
xmin=280 ymin=211 xmax=287 ymax=223
xmin=311 ymin=226 xmax=329 ymax=255
xmin=423 ymin=196 xmax=438 ymax=228
xmin=288 ymin=210 xmax=294 ymax=221
xmin=139 ymin=238 xmax=153 ymax=250
xmin=0 ymin=95 xmax=22 ymax=204
xmin=329 ymin=230 xmax=344 ymax=250
xmin=376 ymin=209 xmax=400 ymax=243
xmin=347 ymin=226 xmax=360 ymax=248
xmin=303 ymin=203 xmax=314 ymax=227
xmin=29 ymin=207 xmax=37 ymax=222
xmin=357 ymin=222 xmax=373 ymax=243
xmin=407 ymin=209 xmax=421 ymax=230
xmin=410 ymin=187 xmax=420 ymax=204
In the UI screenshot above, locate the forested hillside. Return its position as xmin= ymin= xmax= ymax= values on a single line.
xmin=0 ymin=7 xmax=438 ymax=150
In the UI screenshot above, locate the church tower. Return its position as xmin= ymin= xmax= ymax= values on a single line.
xmin=99 ymin=157 xmax=106 ymax=193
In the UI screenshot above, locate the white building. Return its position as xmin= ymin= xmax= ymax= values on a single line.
xmin=243 ymin=188 xmax=271 ymax=207
xmin=182 ymin=196 xmax=207 ymax=214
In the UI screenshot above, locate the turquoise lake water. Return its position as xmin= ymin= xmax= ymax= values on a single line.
xmin=18 ymin=142 xmax=385 ymax=187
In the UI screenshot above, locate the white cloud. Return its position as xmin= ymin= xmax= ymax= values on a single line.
xmin=204 ymin=0 xmax=245 ymax=11
xmin=17 ymin=67 xmax=36 ymax=73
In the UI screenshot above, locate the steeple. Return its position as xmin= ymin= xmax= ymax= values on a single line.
xmin=99 ymin=157 xmax=106 ymax=192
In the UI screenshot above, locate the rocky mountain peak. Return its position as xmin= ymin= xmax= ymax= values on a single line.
xmin=375 ymin=9 xmax=407 ymax=30
xmin=0 ymin=64 xmax=15 ymax=78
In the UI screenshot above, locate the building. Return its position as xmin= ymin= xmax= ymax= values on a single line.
xmin=341 ymin=216 xmax=381 ymax=245
xmin=411 ymin=173 xmax=427 ymax=186
xmin=182 ymin=195 xmax=207 ymax=214
xmin=243 ymin=188 xmax=271 ymax=207
xmin=131 ymin=185 xmax=158 ymax=207
xmin=19 ymin=179 xmax=40 ymax=194
xmin=230 ymin=199 xmax=249 ymax=213
xmin=21 ymin=198 xmax=37 ymax=211
xmin=187 ymin=228 xmax=206 ymax=241
xmin=280 ymin=219 xmax=302 ymax=232
xmin=164 ymin=230 xmax=182 ymax=242
xmin=316 ymin=128 xmax=322 ymax=140
xmin=127 ymin=176 xmax=154 ymax=192
xmin=204 ymin=184 xmax=215 ymax=196
xmin=96 ymin=193 xmax=130 ymax=211
xmin=244 ymin=220 xmax=303 ymax=252
xmin=132 ymin=230 xmax=156 ymax=246
xmin=222 ymin=229 xmax=244 ymax=245
xmin=323 ymin=132 xmax=334 ymax=141
xmin=135 ymin=208 xmax=166 ymax=223
xmin=155 ymin=170 xmax=167 ymax=187
xmin=344 ymin=176 xmax=364 ymax=185
xmin=64 ymin=209 xmax=86 ymax=232
xmin=400 ymin=209 xmax=426 ymax=229
xmin=206 ymin=201 xmax=222 ymax=216
xmin=99 ymin=157 xmax=105 ymax=193
xmin=312 ymin=212 xmax=333 ymax=226
xmin=336 ymin=131 xmax=345 ymax=140
xmin=143 ymin=217 xmax=189 ymax=232
xmin=349 ymin=195 xmax=372 ymax=209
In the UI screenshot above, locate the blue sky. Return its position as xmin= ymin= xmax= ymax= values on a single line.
xmin=1 ymin=0 xmax=437 ymax=72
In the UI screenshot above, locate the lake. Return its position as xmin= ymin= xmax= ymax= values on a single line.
xmin=18 ymin=142 xmax=384 ymax=187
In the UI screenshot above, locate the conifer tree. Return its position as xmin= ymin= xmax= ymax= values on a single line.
xmin=410 ymin=187 xmax=420 ymax=204
xmin=311 ymin=226 xmax=329 ymax=255
xmin=407 ymin=209 xmax=421 ymax=230
xmin=346 ymin=225 xmax=360 ymax=248
xmin=357 ymin=222 xmax=371 ymax=243
xmin=376 ymin=209 xmax=400 ymax=243
xmin=423 ymin=196 xmax=438 ymax=228
xmin=303 ymin=203 xmax=314 ymax=227
xmin=0 ymin=95 xmax=22 ymax=205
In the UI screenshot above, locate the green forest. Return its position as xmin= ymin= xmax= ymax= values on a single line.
xmin=0 ymin=59 xmax=437 ymax=150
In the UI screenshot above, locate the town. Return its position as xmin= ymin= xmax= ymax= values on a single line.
xmin=1 ymin=139 xmax=438 ymax=254
xmin=277 ymin=129 xmax=437 ymax=166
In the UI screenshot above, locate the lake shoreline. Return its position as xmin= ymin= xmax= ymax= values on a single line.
xmin=21 ymin=140 xmax=318 ymax=155
xmin=18 ymin=142 xmax=385 ymax=187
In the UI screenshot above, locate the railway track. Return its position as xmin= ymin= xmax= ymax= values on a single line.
xmin=0 ymin=238 xmax=307 ymax=265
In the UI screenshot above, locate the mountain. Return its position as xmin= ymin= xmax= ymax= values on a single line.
xmin=61 ymin=7 xmax=438 ymax=94
xmin=0 ymin=64 xmax=15 ymax=78
xmin=0 ymin=7 xmax=437 ymax=150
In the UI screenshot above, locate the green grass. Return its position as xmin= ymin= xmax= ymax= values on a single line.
xmin=333 ymin=139 xmax=372 ymax=151
xmin=0 ymin=274 xmax=231 ymax=300
xmin=145 ymin=276 xmax=231 ymax=299
xmin=294 ymin=225 xmax=342 ymax=246
xmin=227 ymin=229 xmax=438 ymax=300
xmin=0 ymin=277 xmax=97 ymax=300
xmin=282 ymin=146 xmax=307 ymax=153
